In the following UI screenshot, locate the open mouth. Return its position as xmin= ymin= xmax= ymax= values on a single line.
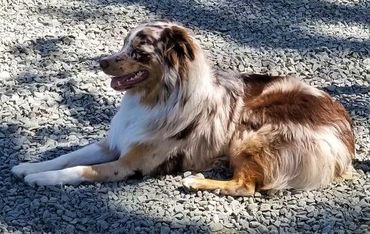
xmin=110 ymin=70 xmax=149 ymax=91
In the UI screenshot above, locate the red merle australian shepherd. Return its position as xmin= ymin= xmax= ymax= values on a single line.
xmin=12 ymin=22 xmax=355 ymax=196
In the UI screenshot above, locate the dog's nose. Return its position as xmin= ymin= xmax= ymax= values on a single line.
xmin=99 ymin=59 xmax=110 ymax=69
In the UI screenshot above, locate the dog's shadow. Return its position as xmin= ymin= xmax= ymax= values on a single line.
xmin=37 ymin=145 xmax=82 ymax=160
xmin=353 ymin=159 xmax=370 ymax=173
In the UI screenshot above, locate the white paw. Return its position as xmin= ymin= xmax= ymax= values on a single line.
xmin=182 ymin=173 xmax=205 ymax=189
xmin=24 ymin=167 xmax=84 ymax=186
xmin=11 ymin=163 xmax=39 ymax=178
xmin=24 ymin=172 xmax=52 ymax=186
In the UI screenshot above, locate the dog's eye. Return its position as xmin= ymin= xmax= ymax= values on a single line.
xmin=131 ymin=49 xmax=142 ymax=56
xmin=131 ymin=49 xmax=150 ymax=62
xmin=131 ymin=49 xmax=140 ymax=58
xmin=141 ymin=38 xmax=154 ymax=45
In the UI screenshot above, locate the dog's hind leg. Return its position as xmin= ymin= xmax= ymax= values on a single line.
xmin=182 ymin=175 xmax=256 ymax=196
xmin=182 ymin=133 xmax=269 ymax=196
xmin=11 ymin=139 xmax=118 ymax=178
xmin=182 ymin=157 xmax=262 ymax=196
xmin=181 ymin=158 xmax=262 ymax=196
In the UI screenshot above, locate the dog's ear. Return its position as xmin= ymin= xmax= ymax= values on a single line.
xmin=161 ymin=26 xmax=195 ymax=66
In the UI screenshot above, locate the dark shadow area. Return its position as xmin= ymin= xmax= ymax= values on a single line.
xmin=1 ymin=180 xmax=210 ymax=233
xmin=324 ymin=84 xmax=370 ymax=95
xmin=11 ymin=35 xmax=76 ymax=63
xmin=354 ymin=159 xmax=370 ymax=173
xmin=2 ymin=128 xmax=210 ymax=232
xmin=323 ymin=84 xmax=370 ymax=119
xmin=10 ymin=35 xmax=116 ymax=126
xmin=75 ymin=0 xmax=370 ymax=53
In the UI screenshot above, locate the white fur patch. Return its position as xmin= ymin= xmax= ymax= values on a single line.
xmin=262 ymin=124 xmax=352 ymax=190
xmin=182 ymin=174 xmax=205 ymax=189
xmin=263 ymin=77 xmax=324 ymax=97
xmin=11 ymin=162 xmax=43 ymax=178
xmin=11 ymin=142 xmax=115 ymax=178
xmin=107 ymin=94 xmax=157 ymax=154
xmin=24 ymin=166 xmax=85 ymax=186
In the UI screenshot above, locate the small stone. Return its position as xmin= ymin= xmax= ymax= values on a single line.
xmin=306 ymin=206 xmax=315 ymax=212
xmin=230 ymin=200 xmax=240 ymax=208
xmin=66 ymin=224 xmax=75 ymax=233
xmin=0 ymin=71 xmax=11 ymax=80
xmin=250 ymin=221 xmax=260 ymax=228
xmin=254 ymin=192 xmax=262 ymax=197
xmin=40 ymin=196 xmax=48 ymax=203
xmin=248 ymin=204 xmax=258 ymax=212
xmin=209 ymin=222 xmax=223 ymax=232
xmin=170 ymin=222 xmax=184 ymax=229
xmin=160 ymin=226 xmax=170 ymax=234
xmin=260 ymin=204 xmax=270 ymax=211
xmin=298 ymin=200 xmax=306 ymax=206
xmin=354 ymin=206 xmax=361 ymax=213
xmin=257 ymin=225 xmax=269 ymax=233
xmin=238 ymin=64 xmax=245 ymax=72
xmin=213 ymin=214 xmax=220 ymax=223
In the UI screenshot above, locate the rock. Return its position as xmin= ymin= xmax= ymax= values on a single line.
xmin=260 ymin=204 xmax=271 ymax=211
xmin=209 ymin=222 xmax=224 ymax=232
xmin=160 ymin=226 xmax=171 ymax=234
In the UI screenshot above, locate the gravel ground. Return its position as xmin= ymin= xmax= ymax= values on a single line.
xmin=1 ymin=0 xmax=370 ymax=233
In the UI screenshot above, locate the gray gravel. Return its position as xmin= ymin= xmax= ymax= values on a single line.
xmin=1 ymin=0 xmax=370 ymax=233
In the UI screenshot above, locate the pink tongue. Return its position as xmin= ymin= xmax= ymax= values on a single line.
xmin=111 ymin=77 xmax=130 ymax=90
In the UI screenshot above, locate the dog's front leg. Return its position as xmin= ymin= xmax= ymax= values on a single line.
xmin=11 ymin=139 xmax=117 ymax=178
xmin=23 ymin=144 xmax=155 ymax=186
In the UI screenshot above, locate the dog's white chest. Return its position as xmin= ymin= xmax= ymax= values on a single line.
xmin=107 ymin=94 xmax=154 ymax=154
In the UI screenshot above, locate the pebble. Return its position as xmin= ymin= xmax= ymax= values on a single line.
xmin=260 ymin=204 xmax=270 ymax=211
xmin=0 ymin=71 xmax=11 ymax=80
xmin=209 ymin=222 xmax=224 ymax=232
xmin=160 ymin=226 xmax=171 ymax=234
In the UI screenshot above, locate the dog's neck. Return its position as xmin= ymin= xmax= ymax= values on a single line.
xmin=182 ymin=49 xmax=214 ymax=96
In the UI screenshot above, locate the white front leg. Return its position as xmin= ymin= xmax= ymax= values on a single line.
xmin=11 ymin=141 xmax=117 ymax=178
xmin=24 ymin=166 xmax=86 ymax=186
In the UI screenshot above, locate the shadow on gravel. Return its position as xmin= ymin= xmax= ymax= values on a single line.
xmin=12 ymin=35 xmax=116 ymax=126
xmin=0 ymin=183 xmax=210 ymax=233
xmin=325 ymin=84 xmax=370 ymax=95
xmin=85 ymin=0 xmax=370 ymax=52
xmin=3 ymin=142 xmax=210 ymax=232
xmin=354 ymin=159 xmax=370 ymax=173
xmin=323 ymin=84 xmax=370 ymax=119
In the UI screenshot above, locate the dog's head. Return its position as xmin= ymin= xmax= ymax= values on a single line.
xmin=99 ymin=22 xmax=198 ymax=97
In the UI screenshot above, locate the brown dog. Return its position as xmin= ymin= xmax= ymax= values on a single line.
xmin=12 ymin=21 xmax=355 ymax=196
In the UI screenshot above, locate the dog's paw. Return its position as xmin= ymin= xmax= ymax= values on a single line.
xmin=182 ymin=173 xmax=205 ymax=190
xmin=24 ymin=172 xmax=58 ymax=186
xmin=24 ymin=171 xmax=64 ymax=186
xmin=24 ymin=173 xmax=41 ymax=186
xmin=24 ymin=167 xmax=84 ymax=186
xmin=11 ymin=163 xmax=37 ymax=178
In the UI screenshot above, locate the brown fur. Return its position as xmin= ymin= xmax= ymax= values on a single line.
xmin=82 ymin=144 xmax=151 ymax=182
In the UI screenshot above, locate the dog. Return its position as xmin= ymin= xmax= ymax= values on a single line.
xmin=12 ymin=21 xmax=355 ymax=196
